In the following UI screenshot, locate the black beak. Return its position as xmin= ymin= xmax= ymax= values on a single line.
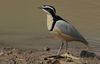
xmin=38 ymin=7 xmax=43 ymax=9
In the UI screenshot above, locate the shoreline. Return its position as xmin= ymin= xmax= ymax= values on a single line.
xmin=0 ymin=47 xmax=99 ymax=64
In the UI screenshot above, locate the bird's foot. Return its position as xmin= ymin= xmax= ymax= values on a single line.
xmin=61 ymin=52 xmax=79 ymax=60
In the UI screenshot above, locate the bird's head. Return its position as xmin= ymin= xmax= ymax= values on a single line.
xmin=39 ymin=5 xmax=56 ymax=15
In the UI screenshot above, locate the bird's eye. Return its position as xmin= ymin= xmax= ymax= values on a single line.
xmin=43 ymin=8 xmax=50 ymax=11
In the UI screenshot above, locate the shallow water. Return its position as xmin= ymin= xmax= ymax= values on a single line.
xmin=0 ymin=0 xmax=100 ymax=53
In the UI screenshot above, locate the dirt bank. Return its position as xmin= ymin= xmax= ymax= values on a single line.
xmin=0 ymin=47 xmax=99 ymax=64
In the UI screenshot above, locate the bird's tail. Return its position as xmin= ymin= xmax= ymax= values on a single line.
xmin=80 ymin=38 xmax=89 ymax=47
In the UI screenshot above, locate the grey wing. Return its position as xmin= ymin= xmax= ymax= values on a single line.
xmin=55 ymin=20 xmax=88 ymax=46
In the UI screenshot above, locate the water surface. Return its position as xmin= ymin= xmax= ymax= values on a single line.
xmin=0 ymin=0 xmax=100 ymax=53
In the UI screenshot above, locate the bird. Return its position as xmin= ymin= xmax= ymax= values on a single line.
xmin=39 ymin=5 xmax=89 ymax=55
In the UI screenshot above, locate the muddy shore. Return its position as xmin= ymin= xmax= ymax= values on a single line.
xmin=0 ymin=47 xmax=99 ymax=64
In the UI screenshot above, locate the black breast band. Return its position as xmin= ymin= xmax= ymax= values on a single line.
xmin=50 ymin=16 xmax=65 ymax=31
xmin=50 ymin=20 xmax=56 ymax=31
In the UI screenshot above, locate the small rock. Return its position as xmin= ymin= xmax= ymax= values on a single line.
xmin=46 ymin=59 xmax=52 ymax=64
xmin=46 ymin=59 xmax=59 ymax=64
xmin=80 ymin=50 xmax=96 ymax=58
xmin=44 ymin=57 xmax=48 ymax=60
xmin=44 ymin=47 xmax=50 ymax=52
xmin=39 ymin=61 xmax=43 ymax=64
xmin=0 ymin=52 xmax=4 ymax=56
xmin=66 ymin=57 xmax=73 ymax=62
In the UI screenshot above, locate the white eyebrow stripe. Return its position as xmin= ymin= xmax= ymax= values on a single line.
xmin=44 ymin=6 xmax=55 ymax=12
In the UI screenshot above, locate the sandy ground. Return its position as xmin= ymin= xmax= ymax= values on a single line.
xmin=0 ymin=47 xmax=99 ymax=64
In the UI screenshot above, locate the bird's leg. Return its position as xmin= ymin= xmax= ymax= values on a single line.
xmin=65 ymin=42 xmax=69 ymax=53
xmin=57 ymin=41 xmax=64 ymax=56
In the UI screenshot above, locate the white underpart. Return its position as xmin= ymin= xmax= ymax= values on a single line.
xmin=47 ymin=15 xmax=53 ymax=30
xmin=42 ymin=9 xmax=50 ymax=14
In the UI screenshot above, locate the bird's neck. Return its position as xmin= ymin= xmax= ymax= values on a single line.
xmin=48 ymin=11 xmax=56 ymax=18
xmin=47 ymin=14 xmax=53 ymax=20
xmin=47 ymin=13 xmax=56 ymax=20
xmin=47 ymin=14 xmax=54 ymax=31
